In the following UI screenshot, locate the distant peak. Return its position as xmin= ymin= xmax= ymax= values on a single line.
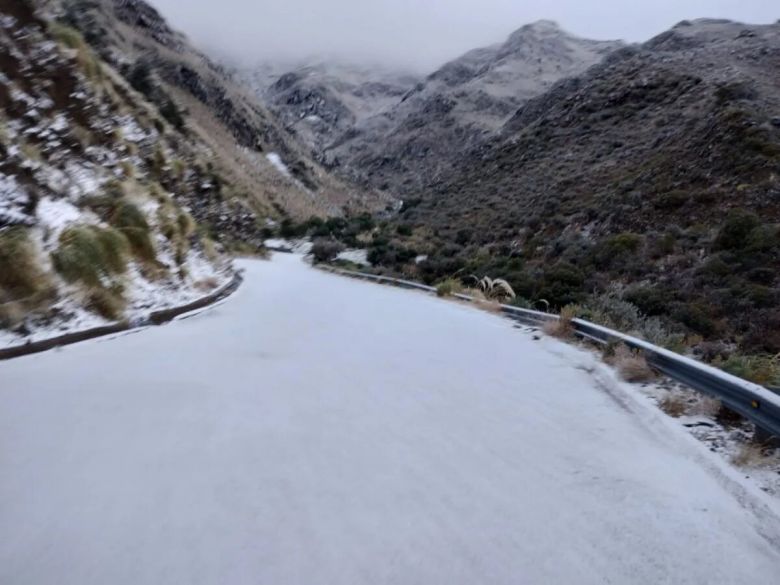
xmin=506 ymin=20 xmax=566 ymax=44
xmin=522 ymin=20 xmax=562 ymax=32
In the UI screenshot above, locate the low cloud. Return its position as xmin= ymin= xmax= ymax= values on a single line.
xmin=149 ymin=0 xmax=779 ymax=72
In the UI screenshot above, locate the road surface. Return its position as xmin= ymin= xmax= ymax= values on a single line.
xmin=1 ymin=254 xmax=779 ymax=584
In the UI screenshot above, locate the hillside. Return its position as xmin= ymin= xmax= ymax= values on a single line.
xmin=368 ymin=19 xmax=780 ymax=356
xmin=56 ymin=0 xmax=390 ymax=218
xmin=0 ymin=0 xmax=248 ymax=346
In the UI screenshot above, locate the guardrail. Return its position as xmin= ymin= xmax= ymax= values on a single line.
xmin=321 ymin=265 xmax=780 ymax=441
xmin=0 ymin=271 xmax=243 ymax=361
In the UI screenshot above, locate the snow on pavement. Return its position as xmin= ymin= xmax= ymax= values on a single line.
xmin=1 ymin=253 xmax=780 ymax=584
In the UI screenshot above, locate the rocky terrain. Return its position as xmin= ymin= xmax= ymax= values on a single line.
xmin=243 ymin=61 xmax=420 ymax=159
xmin=367 ymin=19 xmax=780 ymax=359
xmin=243 ymin=21 xmax=623 ymax=196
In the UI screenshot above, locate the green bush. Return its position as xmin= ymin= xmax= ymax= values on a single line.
xmin=538 ymin=262 xmax=585 ymax=307
xmin=592 ymin=233 xmax=643 ymax=269
xmin=713 ymin=210 xmax=760 ymax=251
xmin=624 ymin=286 xmax=669 ymax=317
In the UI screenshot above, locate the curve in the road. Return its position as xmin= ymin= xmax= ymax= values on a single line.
xmin=1 ymin=253 xmax=779 ymax=585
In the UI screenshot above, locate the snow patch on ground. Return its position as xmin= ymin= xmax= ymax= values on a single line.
xmin=35 ymin=197 xmax=85 ymax=240
xmin=0 ymin=173 xmax=33 ymax=226
xmin=336 ymin=248 xmax=370 ymax=266
xmin=265 ymin=237 xmax=313 ymax=254
xmin=266 ymin=152 xmax=291 ymax=177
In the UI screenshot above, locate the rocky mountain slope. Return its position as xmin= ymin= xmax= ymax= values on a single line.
xmin=0 ymin=0 xmax=239 ymax=345
xmin=244 ymin=21 xmax=622 ymax=196
xmin=243 ymin=61 xmax=420 ymax=159
xmin=375 ymin=19 xmax=780 ymax=355
xmin=56 ymin=0 xmax=390 ymax=218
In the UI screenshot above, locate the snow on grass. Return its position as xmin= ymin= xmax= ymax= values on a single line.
xmin=266 ymin=152 xmax=291 ymax=177
xmin=35 ymin=197 xmax=86 ymax=241
xmin=0 ymin=173 xmax=32 ymax=226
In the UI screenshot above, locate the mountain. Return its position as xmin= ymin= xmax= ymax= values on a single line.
xmin=55 ymin=0 xmax=390 ymax=218
xmin=262 ymin=21 xmax=623 ymax=195
xmin=378 ymin=19 xmax=780 ymax=354
xmin=242 ymin=61 xmax=420 ymax=159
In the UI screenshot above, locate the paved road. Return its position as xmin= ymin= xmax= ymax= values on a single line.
xmin=2 ymin=254 xmax=779 ymax=584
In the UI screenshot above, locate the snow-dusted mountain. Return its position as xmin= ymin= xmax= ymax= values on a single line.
xmin=240 ymin=21 xmax=623 ymax=195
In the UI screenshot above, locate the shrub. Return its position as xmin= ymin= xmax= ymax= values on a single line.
xmin=436 ymin=278 xmax=462 ymax=297
xmin=396 ymin=224 xmax=413 ymax=237
xmin=713 ymin=210 xmax=760 ymax=251
xmin=52 ymin=226 xmax=129 ymax=286
xmin=592 ymin=233 xmax=643 ymax=269
xmin=717 ymin=354 xmax=780 ymax=386
xmin=310 ymin=239 xmax=345 ymax=263
xmin=539 ymin=262 xmax=585 ymax=307
xmin=672 ymin=302 xmax=718 ymax=337
xmin=624 ymin=286 xmax=668 ymax=317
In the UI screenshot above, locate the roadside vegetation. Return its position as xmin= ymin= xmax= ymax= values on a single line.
xmin=0 ymin=227 xmax=54 ymax=328
xmin=271 ymin=209 xmax=780 ymax=390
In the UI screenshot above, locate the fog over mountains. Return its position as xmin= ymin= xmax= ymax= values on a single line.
xmin=148 ymin=0 xmax=779 ymax=71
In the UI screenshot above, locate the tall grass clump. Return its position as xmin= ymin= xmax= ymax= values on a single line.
xmin=110 ymin=201 xmax=156 ymax=261
xmin=0 ymin=227 xmax=52 ymax=326
xmin=543 ymin=304 xmax=578 ymax=338
xmin=0 ymin=227 xmax=49 ymax=300
xmin=436 ymin=278 xmax=462 ymax=297
xmin=52 ymin=226 xmax=129 ymax=286
xmin=158 ymin=203 xmax=198 ymax=265
xmin=48 ymin=22 xmax=103 ymax=81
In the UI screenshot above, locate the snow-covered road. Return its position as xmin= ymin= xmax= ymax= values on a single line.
xmin=2 ymin=254 xmax=780 ymax=584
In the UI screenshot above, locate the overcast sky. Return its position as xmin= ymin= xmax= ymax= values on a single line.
xmin=149 ymin=0 xmax=778 ymax=72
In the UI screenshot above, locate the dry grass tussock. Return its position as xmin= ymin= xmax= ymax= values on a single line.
xmin=542 ymin=304 xmax=577 ymax=339
xmin=687 ymin=394 xmax=722 ymax=418
xmin=0 ymin=227 xmax=54 ymax=327
xmin=732 ymin=443 xmax=780 ymax=469
xmin=605 ymin=343 xmax=657 ymax=383
xmin=659 ymin=393 xmax=688 ymax=418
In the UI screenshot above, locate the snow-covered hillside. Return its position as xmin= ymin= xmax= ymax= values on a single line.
xmin=0 ymin=3 xmax=232 ymax=347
